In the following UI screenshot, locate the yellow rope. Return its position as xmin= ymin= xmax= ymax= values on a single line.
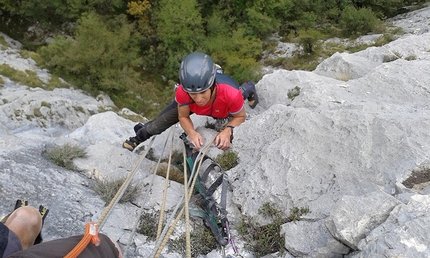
xmin=183 ymin=143 xmax=191 ymax=258
xmin=153 ymin=134 xmax=218 ymax=258
xmin=64 ymin=137 xmax=156 ymax=258
xmin=156 ymin=126 xmax=176 ymax=240
xmin=97 ymin=137 xmax=156 ymax=229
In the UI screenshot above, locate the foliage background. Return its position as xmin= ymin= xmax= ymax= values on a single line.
xmin=0 ymin=0 xmax=427 ymax=118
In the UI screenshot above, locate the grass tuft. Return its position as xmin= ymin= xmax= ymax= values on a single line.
xmin=92 ymin=177 xmax=139 ymax=205
xmin=287 ymin=86 xmax=301 ymax=100
xmin=46 ymin=143 xmax=86 ymax=170
xmin=215 ymin=151 xmax=239 ymax=171
xmin=0 ymin=64 xmax=43 ymax=88
xmin=167 ymin=224 xmax=219 ymax=257
xmin=238 ymin=202 xmax=310 ymax=257
xmin=137 ymin=212 xmax=159 ymax=241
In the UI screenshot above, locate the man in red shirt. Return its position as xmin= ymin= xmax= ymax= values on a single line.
xmin=123 ymin=52 xmax=257 ymax=151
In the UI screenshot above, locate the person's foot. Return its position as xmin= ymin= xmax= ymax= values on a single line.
xmin=122 ymin=137 xmax=141 ymax=151
xmin=0 ymin=199 xmax=28 ymax=223
xmin=34 ymin=205 xmax=49 ymax=245
xmin=248 ymin=90 xmax=259 ymax=109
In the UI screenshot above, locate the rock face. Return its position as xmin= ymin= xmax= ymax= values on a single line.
xmin=1 ymin=5 xmax=430 ymax=258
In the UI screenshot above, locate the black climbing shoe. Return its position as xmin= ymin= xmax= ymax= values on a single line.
xmin=123 ymin=137 xmax=141 ymax=151
xmin=248 ymin=90 xmax=259 ymax=109
xmin=34 ymin=205 xmax=49 ymax=245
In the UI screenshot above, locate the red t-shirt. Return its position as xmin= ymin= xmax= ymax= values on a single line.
xmin=175 ymin=83 xmax=244 ymax=119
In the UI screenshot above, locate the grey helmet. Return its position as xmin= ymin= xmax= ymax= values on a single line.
xmin=179 ymin=52 xmax=216 ymax=93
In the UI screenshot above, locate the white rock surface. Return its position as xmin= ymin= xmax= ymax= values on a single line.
xmin=1 ymin=5 xmax=430 ymax=257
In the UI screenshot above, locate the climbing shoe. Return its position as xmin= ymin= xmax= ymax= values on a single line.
xmin=123 ymin=137 xmax=141 ymax=151
xmin=1 ymin=199 xmax=28 ymax=223
xmin=247 ymin=90 xmax=259 ymax=109
xmin=34 ymin=205 xmax=49 ymax=245
xmin=240 ymin=80 xmax=258 ymax=109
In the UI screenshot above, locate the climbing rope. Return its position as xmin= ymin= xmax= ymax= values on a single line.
xmin=156 ymin=126 xmax=176 ymax=240
xmin=150 ymin=133 xmax=219 ymax=258
xmin=98 ymin=136 xmax=156 ymax=230
xmin=65 ymin=130 xmax=231 ymax=258
xmin=125 ymin=127 xmax=174 ymax=257
xmin=182 ymin=139 xmax=191 ymax=258
xmin=64 ymin=137 xmax=156 ymax=258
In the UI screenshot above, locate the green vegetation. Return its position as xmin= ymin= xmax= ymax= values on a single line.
xmin=0 ymin=0 xmax=426 ymax=118
xmin=168 ymin=224 xmax=219 ymax=257
xmin=0 ymin=64 xmax=43 ymax=88
xmin=33 ymin=107 xmax=43 ymax=117
xmin=73 ymin=106 xmax=85 ymax=114
xmin=45 ymin=75 xmax=69 ymax=90
xmin=41 ymin=101 xmax=51 ymax=108
xmin=92 ymin=177 xmax=140 ymax=204
xmin=19 ymin=50 xmax=44 ymax=66
xmin=215 ymin=151 xmax=239 ymax=171
xmin=137 ymin=212 xmax=159 ymax=241
xmin=0 ymin=35 xmax=8 ymax=49
xmin=287 ymin=86 xmax=301 ymax=100
xmin=145 ymin=149 xmax=186 ymax=183
xmin=46 ymin=143 xmax=86 ymax=170
xmin=238 ymin=202 xmax=310 ymax=257
xmin=155 ymin=163 xmax=185 ymax=184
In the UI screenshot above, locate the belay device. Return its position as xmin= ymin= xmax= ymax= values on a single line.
xmin=180 ymin=132 xmax=239 ymax=253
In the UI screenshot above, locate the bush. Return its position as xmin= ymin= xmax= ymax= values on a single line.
xmin=46 ymin=143 xmax=86 ymax=170
xmin=38 ymin=12 xmax=142 ymax=95
xmin=339 ymin=6 xmax=382 ymax=37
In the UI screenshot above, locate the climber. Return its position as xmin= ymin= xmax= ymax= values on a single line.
xmin=123 ymin=52 xmax=258 ymax=152
xmin=0 ymin=200 xmax=48 ymax=258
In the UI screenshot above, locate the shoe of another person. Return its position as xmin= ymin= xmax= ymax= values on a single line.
xmin=122 ymin=137 xmax=141 ymax=151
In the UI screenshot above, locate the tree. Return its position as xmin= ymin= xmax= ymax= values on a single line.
xmin=339 ymin=5 xmax=381 ymax=36
xmin=0 ymin=0 xmax=125 ymax=28
xmin=205 ymin=27 xmax=262 ymax=83
xmin=154 ymin=0 xmax=205 ymax=80
xmin=38 ymin=12 xmax=142 ymax=94
xmin=244 ymin=0 xmax=293 ymax=38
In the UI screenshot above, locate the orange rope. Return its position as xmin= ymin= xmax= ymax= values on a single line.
xmin=64 ymin=222 xmax=100 ymax=258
